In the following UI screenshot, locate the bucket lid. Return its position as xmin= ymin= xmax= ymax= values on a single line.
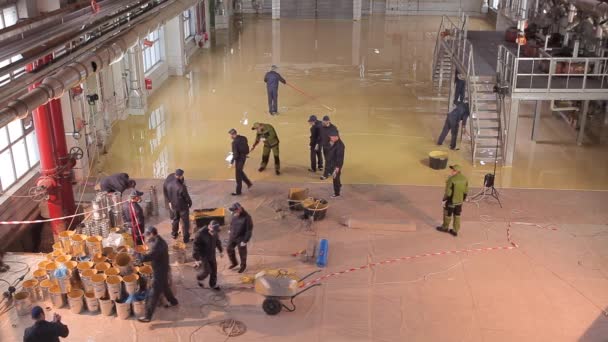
xmin=68 ymin=289 xmax=84 ymax=298
xmin=23 ymin=279 xmax=38 ymax=288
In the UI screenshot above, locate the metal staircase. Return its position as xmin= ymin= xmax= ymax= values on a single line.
xmin=431 ymin=15 xmax=503 ymax=165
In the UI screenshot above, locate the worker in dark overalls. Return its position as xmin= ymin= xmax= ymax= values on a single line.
xmin=122 ymin=190 xmax=145 ymax=246
xmin=307 ymin=115 xmax=323 ymax=173
xmin=166 ymin=170 xmax=193 ymax=243
xmin=251 ymin=122 xmax=280 ymax=175
xmin=436 ymin=165 xmax=468 ymax=237
xmin=192 ymin=220 xmax=223 ymax=291
xmin=163 ymin=169 xmax=185 ymax=210
xmin=97 ymin=173 xmax=136 ymax=194
xmin=227 ymin=203 xmax=253 ymax=274
xmin=437 ymin=102 xmax=469 ymax=150
xmin=326 ymin=130 xmax=345 ymax=198
xmin=229 ymin=128 xmax=253 ymax=196
xmin=319 ymin=116 xmax=339 ymax=180
xmin=137 ymin=226 xmax=179 ymax=323
xmin=454 ymin=71 xmax=466 ymax=105
xmin=264 ymin=65 xmax=286 ymax=115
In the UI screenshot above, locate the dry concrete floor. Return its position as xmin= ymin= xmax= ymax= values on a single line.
xmin=101 ymin=15 xmax=608 ymax=190
xmin=1 ymin=179 xmax=608 ymax=341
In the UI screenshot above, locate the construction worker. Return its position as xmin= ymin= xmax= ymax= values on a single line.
xmin=166 ymin=169 xmax=193 ymax=243
xmin=122 ymin=190 xmax=145 ymax=246
xmin=326 ymin=131 xmax=345 ymax=198
xmin=436 ymin=165 xmax=468 ymax=237
xmin=163 ymin=169 xmax=185 ymax=210
xmin=137 ymin=226 xmax=179 ymax=323
xmin=307 ymin=115 xmax=323 ymax=173
xmin=227 ymin=203 xmax=253 ymax=273
xmin=264 ymin=65 xmax=286 ymax=115
xmin=251 ymin=122 xmax=280 ymax=175
xmin=24 ymin=306 xmax=69 ymax=342
xmin=437 ymin=102 xmax=469 ymax=150
xmin=229 ymin=128 xmax=253 ymax=196
xmin=454 ymin=71 xmax=466 ymax=105
xmin=192 ymin=220 xmax=223 ymax=291
xmin=97 ymin=173 xmax=136 ymax=194
xmin=319 ymin=116 xmax=339 ymax=180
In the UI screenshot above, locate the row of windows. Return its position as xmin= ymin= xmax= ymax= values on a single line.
xmin=0 ymin=118 xmax=39 ymax=193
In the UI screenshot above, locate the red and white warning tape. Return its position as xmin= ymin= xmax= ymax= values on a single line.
xmin=0 ymin=200 xmax=129 ymax=225
xmin=301 ymin=245 xmax=516 ymax=288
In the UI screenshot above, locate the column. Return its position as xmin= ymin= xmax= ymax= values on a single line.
xmin=531 ymin=100 xmax=541 ymax=141
xmin=352 ymin=21 xmax=361 ymax=66
xmin=354 ymin=0 xmax=362 ymax=20
xmin=165 ymin=16 xmax=186 ymax=76
xmin=272 ymin=0 xmax=280 ymax=19
xmin=504 ymin=98 xmax=520 ymax=166
xmin=577 ymin=100 xmax=589 ymax=146
xmin=272 ymin=19 xmax=280 ymax=66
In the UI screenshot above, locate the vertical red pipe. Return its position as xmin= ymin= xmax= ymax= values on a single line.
xmin=26 ymin=59 xmax=65 ymax=236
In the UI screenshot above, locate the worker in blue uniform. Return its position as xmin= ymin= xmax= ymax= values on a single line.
xmin=264 ymin=65 xmax=286 ymax=115
xmin=437 ymin=102 xmax=469 ymax=150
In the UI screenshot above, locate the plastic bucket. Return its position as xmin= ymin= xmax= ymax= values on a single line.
xmin=39 ymin=279 xmax=57 ymax=303
xmin=91 ymin=274 xmax=107 ymax=299
xmin=85 ymin=292 xmax=99 ymax=313
xmin=132 ymin=300 xmax=146 ymax=317
xmin=52 ymin=242 xmax=64 ymax=254
xmin=105 ymin=267 xmax=121 ymax=277
xmin=71 ymin=234 xmax=86 ymax=257
xmin=172 ymin=243 xmax=186 ymax=264
xmin=99 ymin=297 xmax=114 ymax=316
xmin=115 ymin=301 xmax=132 ymax=320
xmin=33 ymin=269 xmax=47 ymax=283
xmin=56 ymin=274 xmax=71 ymax=294
xmin=14 ymin=292 xmax=32 ymax=316
xmin=22 ymin=279 xmax=40 ymax=302
xmin=94 ymin=262 xmax=111 ymax=273
xmin=122 ymin=274 xmax=139 ymax=295
xmin=86 ymin=236 xmax=103 ymax=257
xmin=135 ymin=245 xmax=148 ymax=254
xmin=116 ymin=246 xmax=129 ymax=254
xmin=106 ymin=275 xmax=123 ymax=301
xmin=138 ymin=265 xmax=153 ymax=285
xmin=77 ymin=261 xmax=94 ymax=272
xmin=59 ymin=230 xmax=75 ymax=254
xmin=81 ymin=269 xmax=98 ymax=292
xmin=103 ymin=246 xmax=114 ymax=256
xmin=54 ymin=254 xmax=72 ymax=264
xmin=37 ymin=260 xmax=51 ymax=271
xmin=45 ymin=262 xmax=58 ymax=280
xmin=49 ymin=286 xmax=65 ymax=308
xmin=67 ymin=289 xmax=84 ymax=314
xmin=114 ymin=253 xmax=132 ymax=276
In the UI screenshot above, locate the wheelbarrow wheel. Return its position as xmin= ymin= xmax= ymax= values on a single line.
xmin=262 ymin=297 xmax=282 ymax=315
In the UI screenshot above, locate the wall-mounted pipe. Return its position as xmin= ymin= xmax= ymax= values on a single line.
xmin=0 ymin=0 xmax=199 ymax=128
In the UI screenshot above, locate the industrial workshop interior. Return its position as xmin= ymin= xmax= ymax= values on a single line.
xmin=0 ymin=0 xmax=607 ymax=341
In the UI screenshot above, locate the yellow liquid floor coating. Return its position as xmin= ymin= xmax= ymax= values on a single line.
xmin=102 ymin=16 xmax=608 ymax=190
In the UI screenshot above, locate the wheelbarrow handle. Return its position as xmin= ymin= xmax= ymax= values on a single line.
xmin=292 ymin=283 xmax=322 ymax=299
xmin=298 ymin=269 xmax=321 ymax=282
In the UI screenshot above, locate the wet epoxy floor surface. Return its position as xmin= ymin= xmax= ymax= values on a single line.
xmin=103 ymin=15 xmax=608 ymax=190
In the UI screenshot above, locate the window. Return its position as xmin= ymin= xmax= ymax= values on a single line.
xmin=0 ymin=5 xmax=18 ymax=30
xmin=183 ymin=9 xmax=194 ymax=40
xmin=148 ymin=106 xmax=166 ymax=153
xmin=0 ymin=117 xmax=38 ymax=192
xmin=491 ymin=0 xmax=500 ymax=9
xmin=0 ymin=54 xmax=25 ymax=87
xmin=142 ymin=30 xmax=162 ymax=73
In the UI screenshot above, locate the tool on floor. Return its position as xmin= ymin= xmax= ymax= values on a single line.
xmin=286 ymin=83 xmax=335 ymax=112
xmin=316 ymin=239 xmax=329 ymax=267
xmin=254 ymin=269 xmax=321 ymax=315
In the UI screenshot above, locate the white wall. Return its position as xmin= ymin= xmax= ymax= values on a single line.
xmin=36 ymin=0 xmax=59 ymax=12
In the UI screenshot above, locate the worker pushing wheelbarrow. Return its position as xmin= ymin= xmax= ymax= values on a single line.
xmin=254 ymin=269 xmax=321 ymax=315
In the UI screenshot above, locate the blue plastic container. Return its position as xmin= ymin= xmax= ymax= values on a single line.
xmin=316 ymin=239 xmax=329 ymax=267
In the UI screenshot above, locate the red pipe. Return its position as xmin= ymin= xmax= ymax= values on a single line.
xmin=26 ymin=59 xmax=65 ymax=236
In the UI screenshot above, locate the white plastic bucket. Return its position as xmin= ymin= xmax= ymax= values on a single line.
xmin=45 ymin=262 xmax=58 ymax=280
xmin=91 ymin=274 xmax=107 ymax=299
xmin=22 ymin=279 xmax=40 ymax=302
xmin=81 ymin=269 xmax=98 ymax=292
xmin=114 ymin=253 xmax=133 ymax=276
xmin=67 ymin=289 xmax=84 ymax=314
xmin=106 ymin=275 xmax=122 ymax=301
xmin=84 ymin=292 xmax=99 ymax=313
xmin=132 ymin=300 xmax=146 ymax=317
xmin=56 ymin=275 xmax=71 ymax=294
xmin=71 ymin=234 xmax=86 ymax=257
xmin=14 ymin=292 xmax=32 ymax=316
xmin=59 ymin=230 xmax=74 ymax=254
xmin=122 ymin=274 xmax=139 ymax=295
xmin=99 ymin=297 xmax=114 ymax=316
xmin=39 ymin=279 xmax=56 ymax=303
xmin=115 ymin=301 xmax=131 ymax=320
xmin=86 ymin=236 xmax=103 ymax=257
xmin=49 ymin=286 xmax=65 ymax=309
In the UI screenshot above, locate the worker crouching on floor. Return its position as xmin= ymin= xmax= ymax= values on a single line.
xmin=193 ymin=220 xmax=223 ymax=291
xmin=227 ymin=203 xmax=253 ymax=274
xmin=96 ymin=172 xmax=136 ymax=194
xmin=122 ymin=190 xmax=145 ymax=245
xmin=436 ymin=165 xmax=468 ymax=237
xmin=251 ymin=122 xmax=281 ymax=175
xmin=137 ymin=226 xmax=179 ymax=323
